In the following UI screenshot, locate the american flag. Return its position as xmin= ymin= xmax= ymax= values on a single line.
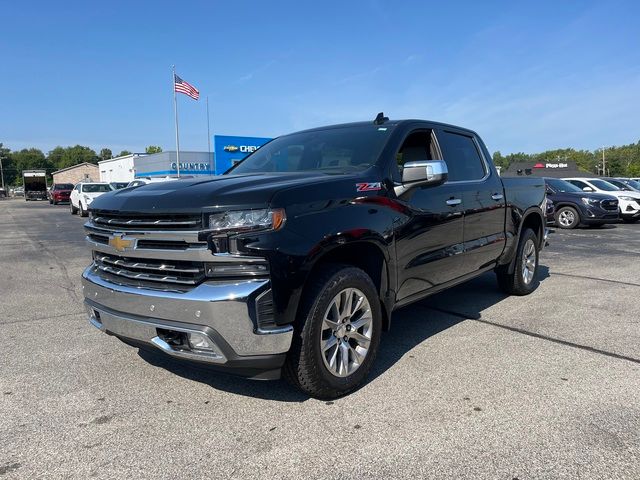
xmin=174 ymin=74 xmax=199 ymax=100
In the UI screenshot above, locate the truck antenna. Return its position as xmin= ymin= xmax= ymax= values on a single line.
xmin=373 ymin=112 xmax=388 ymax=125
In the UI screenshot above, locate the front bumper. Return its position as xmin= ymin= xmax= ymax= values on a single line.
xmin=82 ymin=266 xmax=293 ymax=378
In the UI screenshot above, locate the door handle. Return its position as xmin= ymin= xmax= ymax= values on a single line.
xmin=446 ymin=198 xmax=462 ymax=206
xmin=491 ymin=193 xmax=504 ymax=201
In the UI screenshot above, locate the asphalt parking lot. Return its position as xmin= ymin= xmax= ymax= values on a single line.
xmin=1 ymin=198 xmax=639 ymax=479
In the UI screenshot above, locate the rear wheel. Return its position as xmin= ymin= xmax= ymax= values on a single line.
xmin=555 ymin=206 xmax=580 ymax=229
xmin=284 ymin=265 xmax=382 ymax=399
xmin=496 ymin=228 xmax=540 ymax=296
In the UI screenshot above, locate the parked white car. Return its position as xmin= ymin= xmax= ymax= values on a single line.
xmin=563 ymin=177 xmax=640 ymax=223
xmin=70 ymin=182 xmax=114 ymax=217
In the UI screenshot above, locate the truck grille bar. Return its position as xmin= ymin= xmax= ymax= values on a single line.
xmin=92 ymin=213 xmax=202 ymax=230
xmin=94 ymin=253 xmax=205 ymax=285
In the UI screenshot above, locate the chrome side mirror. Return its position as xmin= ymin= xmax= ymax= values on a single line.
xmin=395 ymin=160 xmax=448 ymax=196
xmin=403 ymin=160 xmax=448 ymax=185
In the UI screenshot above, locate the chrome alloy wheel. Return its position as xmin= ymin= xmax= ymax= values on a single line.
xmin=558 ymin=210 xmax=575 ymax=227
xmin=321 ymin=288 xmax=373 ymax=377
xmin=521 ymin=239 xmax=537 ymax=285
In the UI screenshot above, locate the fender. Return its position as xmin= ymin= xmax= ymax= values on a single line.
xmin=500 ymin=206 xmax=545 ymax=275
xmin=299 ymin=231 xmax=395 ymax=326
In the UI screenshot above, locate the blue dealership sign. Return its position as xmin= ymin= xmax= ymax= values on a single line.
xmin=214 ymin=135 xmax=272 ymax=175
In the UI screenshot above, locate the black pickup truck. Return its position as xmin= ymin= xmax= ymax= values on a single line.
xmin=82 ymin=116 xmax=546 ymax=398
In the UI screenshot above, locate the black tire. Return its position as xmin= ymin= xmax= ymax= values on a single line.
xmin=587 ymin=222 xmax=604 ymax=228
xmin=496 ymin=228 xmax=540 ymax=296
xmin=555 ymin=206 xmax=580 ymax=229
xmin=49 ymin=198 xmax=53 ymax=204
xmin=80 ymin=202 xmax=88 ymax=217
xmin=284 ymin=264 xmax=382 ymax=399
xmin=622 ymin=217 xmax=638 ymax=224
xmin=70 ymin=202 xmax=78 ymax=215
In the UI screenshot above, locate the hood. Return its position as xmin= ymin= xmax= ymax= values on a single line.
xmin=89 ymin=172 xmax=361 ymax=213
xmin=549 ymin=191 xmax=617 ymax=201
xmin=605 ymin=190 xmax=640 ymax=200
xmin=84 ymin=191 xmax=111 ymax=198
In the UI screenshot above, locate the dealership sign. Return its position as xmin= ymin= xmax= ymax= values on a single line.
xmin=214 ymin=135 xmax=272 ymax=175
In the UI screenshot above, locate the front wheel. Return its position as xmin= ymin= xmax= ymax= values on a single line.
xmin=79 ymin=202 xmax=88 ymax=217
xmin=555 ymin=206 xmax=580 ymax=229
xmin=284 ymin=265 xmax=382 ymax=399
xmin=70 ymin=201 xmax=78 ymax=215
xmin=622 ymin=217 xmax=638 ymax=224
xmin=496 ymin=228 xmax=540 ymax=296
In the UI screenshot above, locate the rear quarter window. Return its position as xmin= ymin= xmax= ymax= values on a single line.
xmin=437 ymin=130 xmax=486 ymax=182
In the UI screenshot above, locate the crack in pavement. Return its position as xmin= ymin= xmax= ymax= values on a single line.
xmin=2 ymin=311 xmax=86 ymax=326
xmin=550 ymin=271 xmax=640 ymax=288
xmin=421 ymin=305 xmax=640 ymax=366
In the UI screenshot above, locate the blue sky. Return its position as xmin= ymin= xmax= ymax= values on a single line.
xmin=2 ymin=0 xmax=639 ymax=155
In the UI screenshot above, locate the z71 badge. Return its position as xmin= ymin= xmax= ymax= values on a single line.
xmin=356 ymin=182 xmax=382 ymax=192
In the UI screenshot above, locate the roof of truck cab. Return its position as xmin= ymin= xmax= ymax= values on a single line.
xmin=287 ymin=120 xmax=479 ymax=137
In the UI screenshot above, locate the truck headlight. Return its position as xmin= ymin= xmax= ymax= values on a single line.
xmin=208 ymin=208 xmax=286 ymax=233
xmin=581 ymin=197 xmax=600 ymax=205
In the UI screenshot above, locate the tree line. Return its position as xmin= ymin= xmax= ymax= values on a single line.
xmin=493 ymin=140 xmax=640 ymax=177
xmin=0 ymin=144 xmax=163 ymax=186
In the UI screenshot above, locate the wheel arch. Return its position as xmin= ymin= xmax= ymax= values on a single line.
xmin=302 ymin=239 xmax=393 ymax=331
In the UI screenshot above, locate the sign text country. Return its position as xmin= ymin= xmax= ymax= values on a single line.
xmin=170 ymin=162 xmax=210 ymax=171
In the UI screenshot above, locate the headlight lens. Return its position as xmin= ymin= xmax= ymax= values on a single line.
xmin=619 ymin=196 xmax=636 ymax=201
xmin=581 ymin=197 xmax=600 ymax=205
xmin=208 ymin=208 xmax=286 ymax=233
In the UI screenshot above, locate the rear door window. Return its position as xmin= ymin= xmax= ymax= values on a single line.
xmin=437 ymin=130 xmax=486 ymax=182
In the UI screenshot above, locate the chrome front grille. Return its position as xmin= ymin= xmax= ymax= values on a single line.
xmin=92 ymin=213 xmax=202 ymax=230
xmin=94 ymin=253 xmax=205 ymax=285
xmin=600 ymin=199 xmax=618 ymax=211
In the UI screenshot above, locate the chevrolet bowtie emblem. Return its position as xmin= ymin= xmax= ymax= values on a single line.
xmin=108 ymin=234 xmax=134 ymax=252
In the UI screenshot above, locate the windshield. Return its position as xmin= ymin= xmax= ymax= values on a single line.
xmin=228 ymin=125 xmax=393 ymax=175
xmin=54 ymin=184 xmax=74 ymax=190
xmin=83 ymin=184 xmax=113 ymax=193
xmin=623 ymin=179 xmax=640 ymax=190
xmin=546 ymin=178 xmax=582 ymax=193
xmin=590 ymin=179 xmax=620 ymax=191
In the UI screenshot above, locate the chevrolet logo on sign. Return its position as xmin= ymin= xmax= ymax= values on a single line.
xmin=224 ymin=145 xmax=239 ymax=152
xmin=108 ymin=234 xmax=134 ymax=252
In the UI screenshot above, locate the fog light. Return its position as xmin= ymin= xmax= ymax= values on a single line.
xmin=188 ymin=332 xmax=214 ymax=352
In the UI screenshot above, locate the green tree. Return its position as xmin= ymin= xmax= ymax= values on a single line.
xmin=118 ymin=150 xmax=132 ymax=157
xmin=12 ymin=148 xmax=53 ymax=183
xmin=0 ymin=143 xmax=16 ymax=186
xmin=99 ymin=148 xmax=113 ymax=161
xmin=145 ymin=145 xmax=162 ymax=154
xmin=47 ymin=146 xmax=66 ymax=170
xmin=58 ymin=145 xmax=98 ymax=169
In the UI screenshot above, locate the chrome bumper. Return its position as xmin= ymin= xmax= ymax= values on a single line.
xmin=82 ymin=266 xmax=293 ymax=363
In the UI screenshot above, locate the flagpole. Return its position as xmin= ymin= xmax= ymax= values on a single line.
xmin=206 ymin=95 xmax=212 ymax=175
xmin=172 ymin=65 xmax=181 ymax=178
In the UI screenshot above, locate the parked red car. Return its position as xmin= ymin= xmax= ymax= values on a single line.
xmin=48 ymin=183 xmax=74 ymax=204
